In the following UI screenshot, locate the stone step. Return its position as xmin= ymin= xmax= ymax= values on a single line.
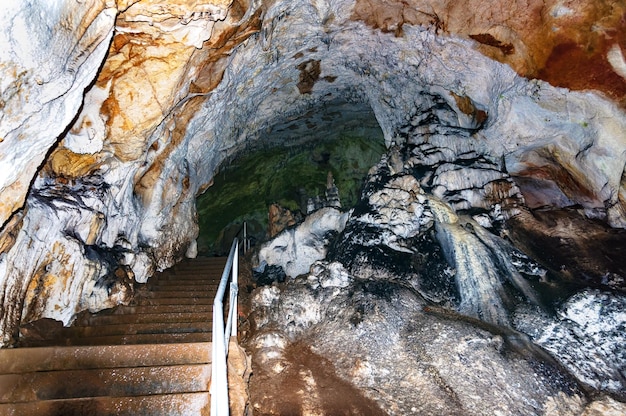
xmin=167 ymin=273 xmax=222 ymax=278
xmin=111 ymin=304 xmax=212 ymax=314
xmin=173 ymin=260 xmax=226 ymax=267
xmin=141 ymin=290 xmax=217 ymax=298
xmin=79 ymin=312 xmax=210 ymax=326
xmin=173 ymin=263 xmax=226 ymax=268
xmin=54 ymin=322 xmax=212 ymax=339
xmin=148 ymin=281 xmax=221 ymax=288
xmin=178 ymin=256 xmax=226 ymax=263
xmin=173 ymin=262 xmax=226 ymax=267
xmin=0 ymin=363 xmax=211 ymax=402
xmin=156 ymin=272 xmax=224 ymax=280
xmin=136 ymin=297 xmax=213 ymax=306
xmin=21 ymin=332 xmax=212 ymax=347
xmin=172 ymin=264 xmax=225 ymax=270
xmin=148 ymin=286 xmax=220 ymax=295
xmin=0 ymin=343 xmax=211 ymax=374
xmin=0 ymin=392 xmax=210 ymax=416
xmin=152 ymin=278 xmax=222 ymax=284
xmin=173 ymin=259 xmax=226 ymax=266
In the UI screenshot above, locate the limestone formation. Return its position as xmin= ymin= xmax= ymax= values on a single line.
xmin=0 ymin=0 xmax=117 ymax=226
xmin=256 ymin=207 xmax=350 ymax=279
xmin=247 ymin=146 xmax=626 ymax=412
xmin=0 ymin=4 xmax=625 ymax=414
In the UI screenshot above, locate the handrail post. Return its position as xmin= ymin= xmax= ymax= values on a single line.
xmin=243 ymin=222 xmax=247 ymax=254
xmin=231 ymin=244 xmax=238 ymax=337
xmin=211 ymin=238 xmax=239 ymax=416
xmin=211 ymin=304 xmax=227 ymax=415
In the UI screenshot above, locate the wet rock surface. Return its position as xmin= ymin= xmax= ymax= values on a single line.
xmin=245 ymin=257 xmax=593 ymax=415
xmin=246 ymin=142 xmax=626 ymax=414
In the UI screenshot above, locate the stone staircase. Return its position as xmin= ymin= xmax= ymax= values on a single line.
xmin=0 ymin=256 xmax=228 ymax=416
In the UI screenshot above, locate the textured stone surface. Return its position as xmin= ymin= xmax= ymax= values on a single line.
xmin=515 ymin=290 xmax=626 ymax=398
xmin=352 ymin=0 xmax=626 ymax=106
xmin=0 ymin=0 xmax=117 ymax=226
xmin=246 ymin=146 xmax=626 ymax=412
xmin=0 ymin=0 xmax=260 ymax=344
xmin=256 ymin=207 xmax=350 ymax=279
xmin=246 ymin=257 xmax=588 ymax=415
xmin=0 ymin=0 xmax=625 ymax=362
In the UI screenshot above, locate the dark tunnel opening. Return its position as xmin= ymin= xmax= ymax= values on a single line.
xmin=196 ymin=99 xmax=386 ymax=255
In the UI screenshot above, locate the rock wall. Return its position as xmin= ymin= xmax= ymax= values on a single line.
xmin=0 ymin=0 xmax=625 ymax=348
xmin=247 ymin=144 xmax=626 ymax=413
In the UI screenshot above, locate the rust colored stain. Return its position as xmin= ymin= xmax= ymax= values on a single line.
xmin=516 ymin=163 xmax=599 ymax=205
xmin=451 ymin=93 xmax=475 ymax=115
xmin=538 ymin=40 xmax=626 ymax=106
xmin=296 ymin=59 xmax=321 ymax=94
xmin=506 ymin=209 xmax=626 ymax=283
xmin=46 ymin=148 xmax=100 ymax=179
xmin=112 ymin=33 xmax=131 ymax=51
xmin=133 ymin=8 xmax=263 ymax=205
xmin=351 ymin=0 xmax=435 ymax=37
xmin=0 ymin=210 xmax=24 ymax=255
xmin=484 ymin=179 xmax=514 ymax=202
xmin=451 ymin=92 xmax=489 ymax=126
xmin=133 ymin=95 xmax=205 ymax=205
xmin=469 ymin=33 xmax=514 ymax=55
xmin=249 ymin=341 xmax=387 ymax=415
xmin=351 ymin=0 xmax=626 ymax=107
xmin=188 ymin=9 xmax=262 ymax=94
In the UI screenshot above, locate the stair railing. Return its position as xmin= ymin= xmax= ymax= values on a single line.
xmin=235 ymin=221 xmax=251 ymax=254
xmin=211 ymin=238 xmax=239 ymax=416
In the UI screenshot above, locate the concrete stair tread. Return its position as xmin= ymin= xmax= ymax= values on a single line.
xmin=136 ymin=297 xmax=213 ymax=306
xmin=151 ymin=278 xmax=221 ymax=284
xmin=0 ymin=392 xmax=210 ymax=416
xmin=155 ymin=275 xmax=224 ymax=281
xmin=52 ymin=322 xmax=212 ymax=338
xmin=0 ymin=342 xmax=211 ymax=373
xmin=3 ymin=256 xmax=234 ymax=414
xmin=140 ymin=290 xmax=217 ymax=298
xmin=79 ymin=312 xmax=210 ymax=326
xmin=0 ymin=363 xmax=211 ymax=402
xmin=149 ymin=282 xmax=221 ymax=289
xmin=21 ymin=332 xmax=212 ymax=347
xmin=109 ymin=304 xmax=212 ymax=314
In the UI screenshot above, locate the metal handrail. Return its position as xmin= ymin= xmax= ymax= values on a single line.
xmin=234 ymin=221 xmax=251 ymax=254
xmin=210 ymin=238 xmax=239 ymax=416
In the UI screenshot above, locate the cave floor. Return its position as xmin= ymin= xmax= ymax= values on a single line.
xmin=248 ymin=341 xmax=386 ymax=415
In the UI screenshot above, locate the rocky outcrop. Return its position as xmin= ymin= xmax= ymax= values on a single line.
xmin=247 ymin=145 xmax=626 ymax=412
xmin=0 ymin=0 xmax=261 ymax=344
xmin=247 ymin=256 xmax=608 ymax=415
xmin=256 ymin=207 xmax=350 ymax=279
xmin=0 ymin=1 xmax=117 ymax=226
xmin=516 ymin=289 xmax=626 ymax=397
xmin=267 ymin=203 xmax=298 ymax=238
xmin=0 ymin=0 xmax=625 ymax=356
xmin=352 ymin=0 xmax=626 ymax=106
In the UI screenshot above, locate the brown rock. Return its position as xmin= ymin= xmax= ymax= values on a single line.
xmin=227 ymin=339 xmax=252 ymax=415
xmin=352 ymin=0 xmax=626 ymax=106
xmin=268 ymin=204 xmax=298 ymax=237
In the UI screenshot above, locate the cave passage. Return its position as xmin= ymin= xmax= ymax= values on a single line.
xmin=196 ymin=100 xmax=386 ymax=255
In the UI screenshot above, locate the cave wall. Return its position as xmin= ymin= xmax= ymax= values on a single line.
xmin=0 ymin=0 xmax=625 ymax=346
